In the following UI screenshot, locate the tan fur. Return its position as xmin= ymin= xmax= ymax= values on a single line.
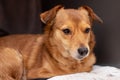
xmin=0 ymin=47 xmax=26 ymax=80
xmin=0 ymin=5 xmax=102 ymax=79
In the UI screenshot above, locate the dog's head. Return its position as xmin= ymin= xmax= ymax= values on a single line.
xmin=40 ymin=5 xmax=102 ymax=60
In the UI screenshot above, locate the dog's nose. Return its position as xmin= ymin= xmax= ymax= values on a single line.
xmin=78 ymin=47 xmax=88 ymax=56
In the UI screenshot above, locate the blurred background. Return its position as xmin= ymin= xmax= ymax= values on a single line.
xmin=0 ymin=0 xmax=120 ymax=68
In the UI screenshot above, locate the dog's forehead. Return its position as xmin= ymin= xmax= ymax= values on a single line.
xmin=55 ymin=8 xmax=90 ymax=25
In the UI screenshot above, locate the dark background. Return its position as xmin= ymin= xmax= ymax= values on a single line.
xmin=0 ymin=0 xmax=120 ymax=68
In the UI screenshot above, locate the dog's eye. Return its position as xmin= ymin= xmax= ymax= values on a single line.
xmin=62 ymin=29 xmax=71 ymax=35
xmin=85 ymin=28 xmax=91 ymax=33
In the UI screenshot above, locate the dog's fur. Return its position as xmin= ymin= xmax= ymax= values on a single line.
xmin=0 ymin=5 xmax=102 ymax=79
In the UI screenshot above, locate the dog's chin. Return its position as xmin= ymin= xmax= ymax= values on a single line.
xmin=76 ymin=55 xmax=86 ymax=60
xmin=72 ymin=54 xmax=89 ymax=61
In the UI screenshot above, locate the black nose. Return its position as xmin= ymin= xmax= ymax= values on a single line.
xmin=78 ymin=47 xmax=88 ymax=56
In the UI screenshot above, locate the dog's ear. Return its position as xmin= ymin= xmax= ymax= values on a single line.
xmin=40 ymin=5 xmax=64 ymax=24
xmin=78 ymin=6 xmax=103 ymax=23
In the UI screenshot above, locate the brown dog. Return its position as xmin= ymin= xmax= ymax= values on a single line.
xmin=0 ymin=5 xmax=102 ymax=79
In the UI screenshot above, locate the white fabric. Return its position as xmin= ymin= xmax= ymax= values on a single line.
xmin=48 ymin=65 xmax=120 ymax=80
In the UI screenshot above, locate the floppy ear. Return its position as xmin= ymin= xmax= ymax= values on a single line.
xmin=40 ymin=5 xmax=64 ymax=24
xmin=79 ymin=6 xmax=103 ymax=23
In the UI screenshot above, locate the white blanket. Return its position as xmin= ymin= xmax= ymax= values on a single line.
xmin=48 ymin=65 xmax=120 ymax=80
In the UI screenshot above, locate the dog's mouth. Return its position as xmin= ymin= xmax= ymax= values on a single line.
xmin=75 ymin=54 xmax=89 ymax=60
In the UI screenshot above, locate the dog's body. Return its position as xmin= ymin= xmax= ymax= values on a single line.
xmin=0 ymin=5 xmax=102 ymax=80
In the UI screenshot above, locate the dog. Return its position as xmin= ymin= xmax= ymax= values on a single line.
xmin=0 ymin=5 xmax=102 ymax=80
